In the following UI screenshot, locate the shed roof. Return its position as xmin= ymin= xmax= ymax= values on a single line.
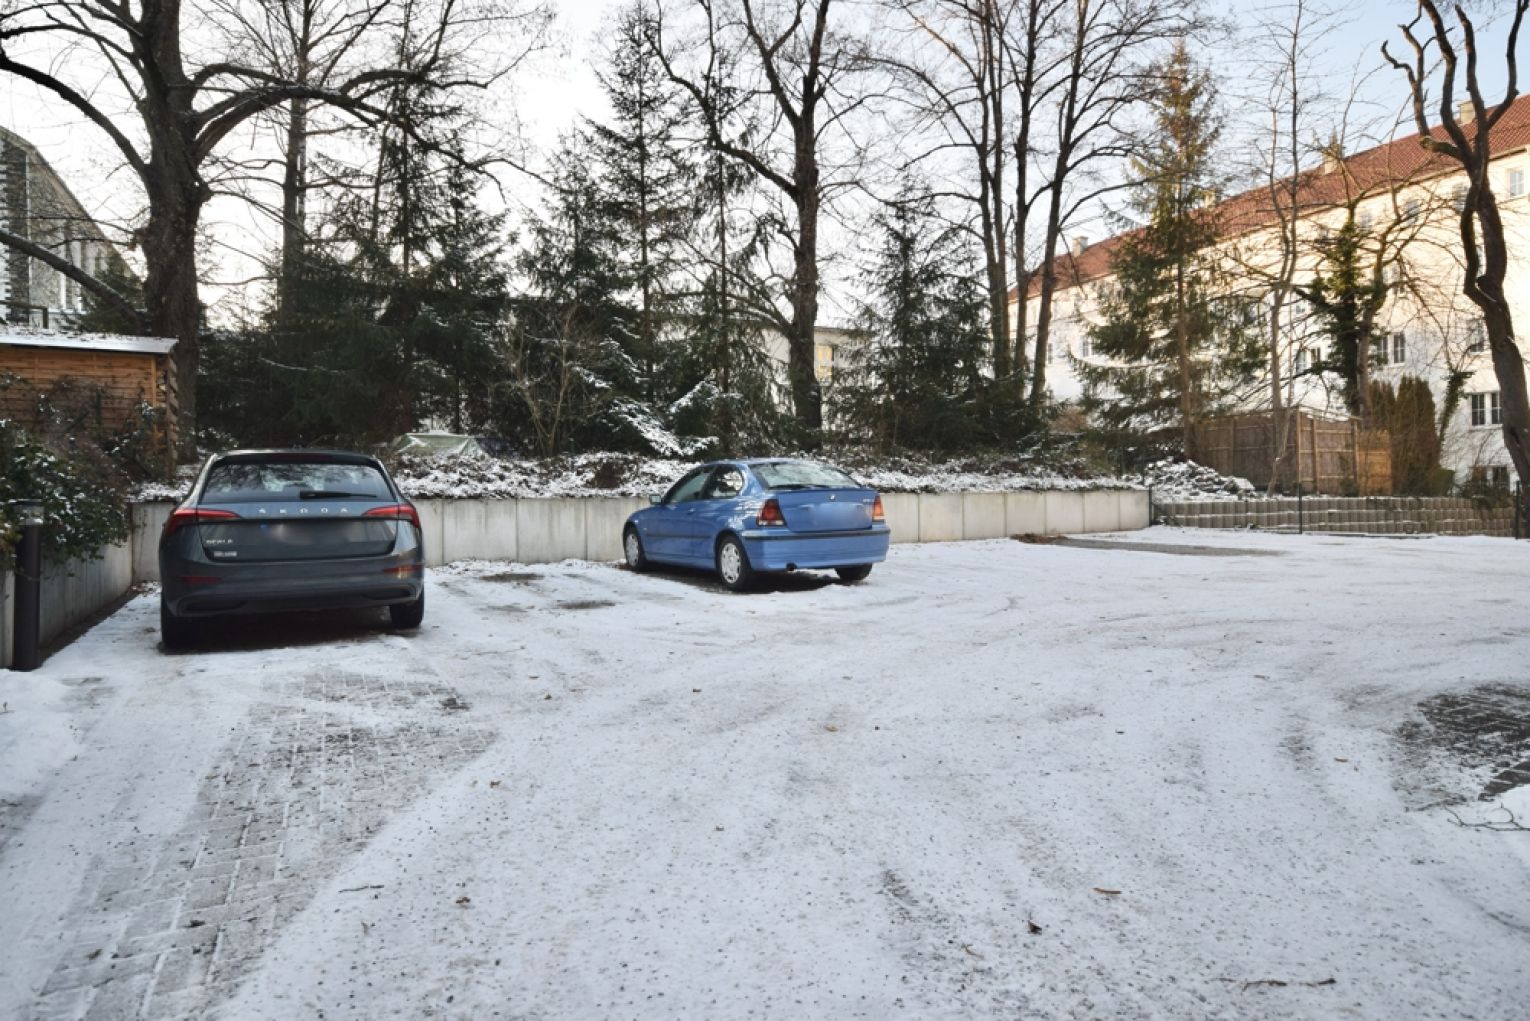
xmin=0 ymin=328 xmax=176 ymax=356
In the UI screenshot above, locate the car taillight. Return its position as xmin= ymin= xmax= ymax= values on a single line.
xmin=163 ymin=508 xmax=238 ymax=537
xmin=872 ymin=495 xmax=885 ymax=523
xmin=757 ymin=498 xmax=786 ymax=527
xmin=364 ymin=503 xmax=422 ymax=531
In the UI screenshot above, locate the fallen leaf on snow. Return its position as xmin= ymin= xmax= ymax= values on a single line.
xmin=1092 ymin=887 xmax=1121 ymax=896
xmin=455 ymin=896 xmax=472 ymax=907
xmin=489 ymin=780 xmax=502 ymax=788
xmin=961 ymin=944 xmax=984 ymax=958
xmin=824 ymin=724 xmax=839 ymax=732
xmin=1026 ymin=920 xmax=1043 ymax=935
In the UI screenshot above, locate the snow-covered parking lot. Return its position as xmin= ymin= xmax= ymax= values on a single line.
xmin=2 ymin=528 xmax=1529 ymax=1020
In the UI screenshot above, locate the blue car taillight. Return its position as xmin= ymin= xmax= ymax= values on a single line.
xmin=757 ymin=498 xmax=786 ymax=526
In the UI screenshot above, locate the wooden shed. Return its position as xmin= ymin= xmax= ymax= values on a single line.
xmin=0 ymin=329 xmax=178 ymax=459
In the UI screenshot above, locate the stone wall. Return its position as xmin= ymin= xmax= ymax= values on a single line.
xmin=1154 ymin=496 xmax=1518 ymax=537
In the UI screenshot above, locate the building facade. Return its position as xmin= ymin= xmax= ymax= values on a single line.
xmin=1017 ymin=96 xmax=1530 ymax=488
xmin=1 ymin=127 xmax=128 ymax=327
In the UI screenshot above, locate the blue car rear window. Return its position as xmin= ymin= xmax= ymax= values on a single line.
xmin=752 ymin=462 xmax=859 ymax=489
xmin=203 ymin=462 xmax=392 ymax=503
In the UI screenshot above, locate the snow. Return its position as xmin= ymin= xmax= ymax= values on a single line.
xmin=3 ymin=531 xmax=1528 ymax=1018
xmin=0 ymin=327 xmax=177 ymax=355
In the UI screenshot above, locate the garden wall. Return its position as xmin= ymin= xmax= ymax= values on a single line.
xmin=1154 ymin=496 xmax=1518 ymax=537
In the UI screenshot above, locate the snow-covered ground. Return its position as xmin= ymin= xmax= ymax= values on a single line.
xmin=2 ymin=530 xmax=1528 ymax=1019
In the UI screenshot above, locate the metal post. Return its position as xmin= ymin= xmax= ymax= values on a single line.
xmin=1297 ymin=483 xmax=1304 ymax=535
xmin=1148 ymin=484 xmax=1155 ymax=526
xmin=1516 ymin=481 xmax=1523 ymax=541
xmin=10 ymin=499 xmax=44 ymax=671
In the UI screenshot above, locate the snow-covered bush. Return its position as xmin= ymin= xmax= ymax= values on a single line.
xmin=0 ymin=420 xmax=131 ymax=567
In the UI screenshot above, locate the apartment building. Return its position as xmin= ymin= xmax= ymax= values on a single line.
xmin=1 ymin=126 xmax=128 ymax=326
xmin=1018 ymin=95 xmax=1530 ymax=487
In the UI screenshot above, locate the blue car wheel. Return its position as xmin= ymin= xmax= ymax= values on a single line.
xmin=716 ymin=535 xmax=754 ymax=592
xmin=624 ymin=527 xmax=649 ymax=572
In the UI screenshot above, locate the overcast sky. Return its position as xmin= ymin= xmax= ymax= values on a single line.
xmin=2 ymin=0 xmax=1521 ymax=324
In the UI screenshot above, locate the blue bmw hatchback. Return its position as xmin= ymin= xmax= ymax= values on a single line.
xmin=622 ymin=459 xmax=892 ymax=590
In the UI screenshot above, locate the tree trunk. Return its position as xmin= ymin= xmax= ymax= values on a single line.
xmin=790 ymin=175 xmax=823 ymax=438
xmin=278 ymin=97 xmax=309 ymax=326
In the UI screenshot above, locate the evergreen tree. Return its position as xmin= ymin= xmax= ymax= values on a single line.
xmin=1368 ymin=375 xmax=1442 ymax=495
xmin=200 ymin=88 xmax=512 ymax=448
xmin=837 ymin=189 xmax=996 ymax=453
xmin=500 ymin=134 xmax=652 ymax=455
xmin=1077 ymin=43 xmax=1262 ymax=467
xmin=1298 ymin=211 xmax=1391 ymax=420
xmin=590 ymin=1 xmax=698 ymax=402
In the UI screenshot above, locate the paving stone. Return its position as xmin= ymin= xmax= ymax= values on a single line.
xmin=25 ymin=672 xmax=495 ymax=1019
xmin=1404 ymin=684 xmax=1530 ymax=801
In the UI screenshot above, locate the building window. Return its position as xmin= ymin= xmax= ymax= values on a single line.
xmin=1466 ymin=317 xmax=1487 ymax=353
xmin=814 ymin=343 xmax=834 ymax=382
xmin=1391 ymin=331 xmax=1406 ymax=364
xmin=1403 ymin=197 xmax=1421 ymax=220
xmin=1294 ymin=348 xmax=1307 ymax=374
xmin=1451 ymin=184 xmax=1468 ymax=212
xmin=1472 ymin=465 xmax=1512 ymax=489
xmin=1373 ymin=339 xmax=1389 ymax=366
xmin=1470 ymin=392 xmax=1502 ymax=427
xmin=1080 ymin=336 xmax=1092 ymax=359
xmin=1356 ymin=209 xmax=1373 ymax=232
xmin=1510 ymin=168 xmax=1525 ymax=198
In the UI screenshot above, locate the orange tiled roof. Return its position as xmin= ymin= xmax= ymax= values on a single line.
xmin=1015 ymin=93 xmax=1530 ymax=300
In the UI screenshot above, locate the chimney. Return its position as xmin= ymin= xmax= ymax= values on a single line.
xmin=1070 ymin=236 xmax=1087 ymax=257
xmin=1458 ymin=100 xmax=1476 ymax=124
xmin=1321 ymin=135 xmax=1342 ymax=174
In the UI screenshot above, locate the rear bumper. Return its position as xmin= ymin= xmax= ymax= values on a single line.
xmin=741 ymin=526 xmax=891 ymax=572
xmin=162 ymin=565 xmax=423 ymax=617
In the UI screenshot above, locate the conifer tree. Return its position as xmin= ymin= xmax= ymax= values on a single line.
xmin=501 ymin=134 xmax=650 ymax=455
xmin=838 ymin=188 xmax=992 ymax=453
xmin=1077 ymin=43 xmax=1261 ymax=466
xmin=590 ymin=1 xmax=698 ymax=402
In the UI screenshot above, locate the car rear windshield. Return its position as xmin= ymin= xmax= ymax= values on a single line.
xmin=751 ymin=461 xmax=860 ymax=490
xmin=202 ymin=461 xmax=393 ymax=504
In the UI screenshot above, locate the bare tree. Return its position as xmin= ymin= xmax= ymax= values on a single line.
xmin=654 ymin=0 xmax=867 ymax=440
xmin=0 ymin=0 xmax=547 ymax=437
xmin=1027 ymin=0 xmax=1198 ymax=409
xmin=1384 ymin=0 xmax=1530 ymax=517
xmin=879 ymin=0 xmax=1068 ymax=391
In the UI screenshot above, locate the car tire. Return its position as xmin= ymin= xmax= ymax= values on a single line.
xmin=835 ymin=565 xmax=873 ymax=583
xmin=160 ymin=596 xmax=195 ymax=649
xmin=389 ymin=588 xmax=426 ymax=630
xmin=715 ymin=535 xmax=755 ymax=592
xmin=623 ymin=526 xmax=649 ymax=572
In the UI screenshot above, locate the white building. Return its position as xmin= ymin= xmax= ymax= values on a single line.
xmin=1017 ymin=95 xmax=1530 ymax=489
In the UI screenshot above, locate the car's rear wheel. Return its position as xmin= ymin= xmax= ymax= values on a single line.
xmin=715 ymin=535 xmax=755 ymax=592
xmin=835 ymin=565 xmax=873 ymax=583
xmin=160 ymin=596 xmax=195 ymax=649
xmin=389 ymin=588 xmax=426 ymax=630
xmin=623 ymin=527 xmax=648 ymax=572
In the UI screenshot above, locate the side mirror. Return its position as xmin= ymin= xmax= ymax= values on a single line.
xmin=648 ymin=492 xmax=662 ymax=506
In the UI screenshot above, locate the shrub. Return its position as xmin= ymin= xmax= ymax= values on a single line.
xmin=0 ymin=419 xmax=131 ymax=567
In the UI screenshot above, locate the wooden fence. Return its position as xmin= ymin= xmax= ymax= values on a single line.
xmin=1193 ymin=411 xmax=1390 ymax=495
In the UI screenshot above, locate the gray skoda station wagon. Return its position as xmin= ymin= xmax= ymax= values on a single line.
xmin=158 ymin=450 xmax=426 ymax=647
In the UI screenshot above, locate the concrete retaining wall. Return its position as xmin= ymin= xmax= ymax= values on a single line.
xmin=1155 ymin=496 xmax=1517 ymax=537
xmin=1 ymin=542 xmax=132 ymax=668
xmin=124 ymin=489 xmax=1148 ymax=582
